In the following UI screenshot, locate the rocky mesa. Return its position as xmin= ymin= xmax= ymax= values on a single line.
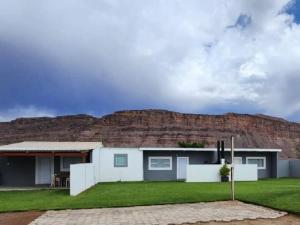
xmin=0 ymin=109 xmax=299 ymax=159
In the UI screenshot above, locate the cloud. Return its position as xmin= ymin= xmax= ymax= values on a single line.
xmin=0 ymin=0 xmax=300 ymax=120
xmin=0 ymin=106 xmax=55 ymax=122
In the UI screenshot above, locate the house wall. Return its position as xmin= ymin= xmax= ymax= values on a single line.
xmin=289 ymin=159 xmax=300 ymax=177
xmin=93 ymin=148 xmax=143 ymax=182
xmin=224 ymin=151 xmax=277 ymax=179
xmin=143 ymin=151 xmax=215 ymax=181
xmin=0 ymin=154 xmax=87 ymax=187
xmin=54 ymin=156 xmax=87 ymax=174
xmin=0 ymin=157 xmax=35 ymax=186
xmin=277 ymin=160 xmax=290 ymax=177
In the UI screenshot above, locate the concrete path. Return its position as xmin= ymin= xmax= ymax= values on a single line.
xmin=29 ymin=201 xmax=287 ymax=225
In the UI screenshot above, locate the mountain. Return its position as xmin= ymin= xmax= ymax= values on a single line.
xmin=0 ymin=109 xmax=299 ymax=159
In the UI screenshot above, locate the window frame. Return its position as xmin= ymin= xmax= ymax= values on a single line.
xmin=60 ymin=156 xmax=82 ymax=172
xmin=114 ymin=154 xmax=128 ymax=168
xmin=246 ymin=156 xmax=266 ymax=170
xmin=148 ymin=156 xmax=172 ymax=170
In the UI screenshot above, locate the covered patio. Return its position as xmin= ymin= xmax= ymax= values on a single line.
xmin=0 ymin=142 xmax=102 ymax=187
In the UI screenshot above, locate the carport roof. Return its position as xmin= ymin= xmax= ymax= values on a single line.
xmin=0 ymin=141 xmax=102 ymax=152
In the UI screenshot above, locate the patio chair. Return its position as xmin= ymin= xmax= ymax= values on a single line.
xmin=50 ymin=174 xmax=56 ymax=187
xmin=65 ymin=177 xmax=70 ymax=188
xmin=54 ymin=175 xmax=62 ymax=187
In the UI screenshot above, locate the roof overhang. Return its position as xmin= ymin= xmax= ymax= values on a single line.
xmin=0 ymin=151 xmax=88 ymax=157
xmin=0 ymin=141 xmax=102 ymax=155
xmin=139 ymin=147 xmax=282 ymax=152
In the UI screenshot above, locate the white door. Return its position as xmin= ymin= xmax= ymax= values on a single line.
xmin=36 ymin=157 xmax=53 ymax=184
xmin=177 ymin=157 xmax=189 ymax=180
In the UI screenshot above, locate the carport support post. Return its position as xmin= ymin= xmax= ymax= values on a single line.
xmin=231 ymin=136 xmax=235 ymax=201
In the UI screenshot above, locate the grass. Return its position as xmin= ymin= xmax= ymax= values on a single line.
xmin=0 ymin=178 xmax=299 ymax=214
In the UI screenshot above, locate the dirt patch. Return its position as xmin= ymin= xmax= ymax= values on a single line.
xmin=185 ymin=214 xmax=300 ymax=225
xmin=0 ymin=211 xmax=44 ymax=225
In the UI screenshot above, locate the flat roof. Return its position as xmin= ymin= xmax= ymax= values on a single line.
xmin=0 ymin=141 xmax=103 ymax=152
xmin=0 ymin=142 xmax=281 ymax=153
xmin=139 ymin=147 xmax=281 ymax=152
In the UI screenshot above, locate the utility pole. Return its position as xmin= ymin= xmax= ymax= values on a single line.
xmin=231 ymin=136 xmax=235 ymax=201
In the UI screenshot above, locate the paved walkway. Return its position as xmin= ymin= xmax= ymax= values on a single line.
xmin=29 ymin=201 xmax=287 ymax=225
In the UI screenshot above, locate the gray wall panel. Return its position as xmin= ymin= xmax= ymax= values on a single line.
xmin=0 ymin=157 xmax=35 ymax=186
xmin=290 ymin=159 xmax=300 ymax=177
xmin=277 ymin=160 xmax=290 ymax=177
xmin=277 ymin=159 xmax=300 ymax=178
xmin=224 ymin=152 xmax=277 ymax=179
xmin=143 ymin=151 xmax=215 ymax=181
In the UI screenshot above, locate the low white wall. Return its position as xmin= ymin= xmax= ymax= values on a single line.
xmin=93 ymin=148 xmax=143 ymax=182
xmin=92 ymin=148 xmax=101 ymax=183
xmin=186 ymin=164 xmax=258 ymax=182
xmin=234 ymin=164 xmax=257 ymax=181
xmin=187 ymin=165 xmax=221 ymax=182
xmin=70 ymin=163 xmax=95 ymax=196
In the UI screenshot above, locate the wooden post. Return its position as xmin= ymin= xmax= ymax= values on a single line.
xmin=231 ymin=136 xmax=235 ymax=201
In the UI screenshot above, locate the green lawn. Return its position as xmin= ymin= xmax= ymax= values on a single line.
xmin=0 ymin=178 xmax=299 ymax=214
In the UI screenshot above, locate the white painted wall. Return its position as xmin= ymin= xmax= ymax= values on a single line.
xmin=93 ymin=148 xmax=143 ymax=182
xmin=92 ymin=147 xmax=101 ymax=182
xmin=70 ymin=147 xmax=143 ymax=196
xmin=186 ymin=165 xmax=222 ymax=182
xmin=234 ymin=164 xmax=257 ymax=181
xmin=70 ymin=163 xmax=95 ymax=196
xmin=186 ymin=164 xmax=258 ymax=182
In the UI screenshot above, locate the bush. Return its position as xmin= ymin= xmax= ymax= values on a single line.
xmin=178 ymin=141 xmax=205 ymax=148
xmin=219 ymin=164 xmax=230 ymax=177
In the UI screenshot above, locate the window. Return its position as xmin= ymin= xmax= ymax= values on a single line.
xmin=114 ymin=154 xmax=128 ymax=167
xmin=233 ymin=157 xmax=243 ymax=164
xmin=149 ymin=157 xmax=172 ymax=170
xmin=60 ymin=157 xmax=82 ymax=171
xmin=246 ymin=157 xmax=266 ymax=169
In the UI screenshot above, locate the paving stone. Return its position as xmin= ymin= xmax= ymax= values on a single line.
xmin=29 ymin=201 xmax=287 ymax=225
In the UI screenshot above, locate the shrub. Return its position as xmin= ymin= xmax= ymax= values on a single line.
xmin=178 ymin=141 xmax=205 ymax=148
xmin=219 ymin=164 xmax=230 ymax=177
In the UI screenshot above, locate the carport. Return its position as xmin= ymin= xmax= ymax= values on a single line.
xmin=0 ymin=141 xmax=102 ymax=186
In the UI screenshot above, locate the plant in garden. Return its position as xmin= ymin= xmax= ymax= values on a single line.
xmin=178 ymin=141 xmax=205 ymax=148
xmin=219 ymin=164 xmax=230 ymax=182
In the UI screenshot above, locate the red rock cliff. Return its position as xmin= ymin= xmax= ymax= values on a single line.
xmin=0 ymin=110 xmax=299 ymax=159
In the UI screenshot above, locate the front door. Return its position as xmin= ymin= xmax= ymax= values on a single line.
xmin=177 ymin=157 xmax=189 ymax=180
xmin=36 ymin=157 xmax=53 ymax=184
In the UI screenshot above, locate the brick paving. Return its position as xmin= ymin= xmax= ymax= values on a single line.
xmin=29 ymin=201 xmax=287 ymax=225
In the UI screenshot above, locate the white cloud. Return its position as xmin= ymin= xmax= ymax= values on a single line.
xmin=0 ymin=106 xmax=55 ymax=122
xmin=0 ymin=0 xmax=300 ymax=118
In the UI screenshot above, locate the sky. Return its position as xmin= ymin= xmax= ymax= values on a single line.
xmin=1 ymin=0 xmax=300 ymax=122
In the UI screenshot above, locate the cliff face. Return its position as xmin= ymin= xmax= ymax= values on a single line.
xmin=0 ymin=110 xmax=299 ymax=159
